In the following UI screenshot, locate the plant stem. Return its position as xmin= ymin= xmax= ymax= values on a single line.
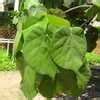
xmin=64 ymin=5 xmax=92 ymax=13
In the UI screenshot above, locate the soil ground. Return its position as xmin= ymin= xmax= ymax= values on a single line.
xmin=0 ymin=71 xmax=46 ymax=100
xmin=94 ymin=39 xmax=100 ymax=55
xmin=0 ymin=71 xmax=26 ymax=100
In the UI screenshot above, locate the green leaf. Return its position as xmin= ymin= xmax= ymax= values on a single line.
xmin=27 ymin=5 xmax=47 ymax=17
xmin=55 ymin=69 xmax=82 ymax=96
xmin=13 ymin=22 xmax=23 ymax=55
xmin=76 ymin=61 xmax=91 ymax=90
xmin=21 ymin=66 xmax=38 ymax=100
xmin=86 ymin=52 xmax=100 ymax=64
xmin=16 ymin=51 xmax=26 ymax=78
xmin=47 ymin=14 xmax=70 ymax=27
xmin=52 ymin=27 xmax=87 ymax=72
xmin=23 ymin=16 xmax=58 ymax=78
xmin=14 ymin=12 xmax=91 ymax=99
xmin=22 ymin=14 xmax=45 ymax=30
xmin=22 ymin=16 xmax=40 ymax=30
xmin=85 ymin=6 xmax=98 ymax=19
xmin=39 ymin=76 xmax=56 ymax=98
xmin=24 ymin=0 xmax=40 ymax=9
xmin=92 ymin=0 xmax=100 ymax=8
xmin=22 ymin=15 xmax=70 ymax=78
xmin=38 ymin=68 xmax=90 ymax=97
xmin=55 ymin=62 xmax=91 ymax=96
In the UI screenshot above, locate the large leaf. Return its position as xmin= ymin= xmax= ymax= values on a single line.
xmin=21 ymin=66 xmax=38 ymax=100
xmin=22 ymin=15 xmax=70 ymax=78
xmin=55 ymin=69 xmax=80 ymax=96
xmin=52 ymin=27 xmax=87 ymax=72
xmin=23 ymin=16 xmax=55 ymax=78
xmin=39 ymin=70 xmax=79 ymax=97
xmin=14 ymin=12 xmax=91 ymax=99
xmin=55 ymin=61 xmax=91 ymax=96
xmin=39 ymin=67 xmax=90 ymax=97
xmin=39 ymin=75 xmax=56 ymax=98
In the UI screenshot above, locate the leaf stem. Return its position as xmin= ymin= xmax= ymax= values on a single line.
xmin=64 ymin=5 xmax=92 ymax=13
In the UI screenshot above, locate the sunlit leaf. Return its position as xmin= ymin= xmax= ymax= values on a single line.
xmin=92 ymin=0 xmax=100 ymax=8
xmin=52 ymin=27 xmax=87 ymax=72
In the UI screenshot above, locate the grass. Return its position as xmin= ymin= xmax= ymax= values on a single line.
xmin=86 ymin=52 xmax=100 ymax=65
xmin=0 ymin=48 xmax=16 ymax=71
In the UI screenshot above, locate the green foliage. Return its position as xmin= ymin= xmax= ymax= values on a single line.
xmin=92 ymin=0 xmax=100 ymax=8
xmin=22 ymin=15 xmax=70 ymax=78
xmin=14 ymin=12 xmax=91 ymax=99
xmin=86 ymin=52 xmax=100 ymax=65
xmin=21 ymin=67 xmax=38 ymax=100
xmin=13 ymin=0 xmax=100 ymax=99
xmin=85 ymin=6 xmax=98 ymax=19
xmin=52 ymin=27 xmax=86 ymax=71
xmin=24 ymin=0 xmax=39 ymax=9
xmin=0 ymin=49 xmax=16 ymax=71
xmin=48 ymin=8 xmax=65 ymax=18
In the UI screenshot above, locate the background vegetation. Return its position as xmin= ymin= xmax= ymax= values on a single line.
xmin=0 ymin=48 xmax=16 ymax=71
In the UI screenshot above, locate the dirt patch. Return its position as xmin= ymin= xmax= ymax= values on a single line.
xmin=0 ymin=71 xmax=47 ymax=100
xmin=94 ymin=39 xmax=100 ymax=55
xmin=0 ymin=71 xmax=26 ymax=100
